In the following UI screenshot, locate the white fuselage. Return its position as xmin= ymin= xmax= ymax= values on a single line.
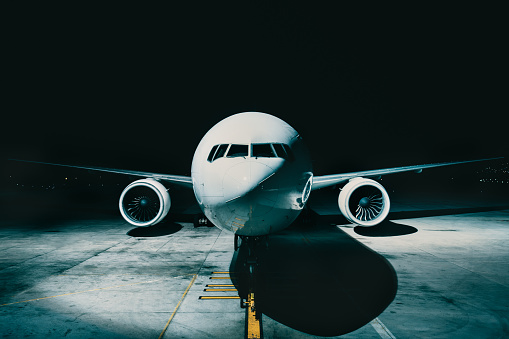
xmin=191 ymin=112 xmax=313 ymax=236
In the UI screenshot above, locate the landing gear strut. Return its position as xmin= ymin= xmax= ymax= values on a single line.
xmin=232 ymin=235 xmax=266 ymax=337
xmin=237 ymin=236 xmax=267 ymax=320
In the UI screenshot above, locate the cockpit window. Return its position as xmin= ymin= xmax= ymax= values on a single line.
xmin=272 ymin=143 xmax=287 ymax=159
xmin=214 ymin=144 xmax=229 ymax=160
xmin=207 ymin=145 xmax=219 ymax=162
xmin=208 ymin=143 xmax=293 ymax=162
xmin=252 ymin=144 xmax=276 ymax=158
xmin=227 ymin=144 xmax=248 ymax=158
xmin=282 ymin=144 xmax=294 ymax=161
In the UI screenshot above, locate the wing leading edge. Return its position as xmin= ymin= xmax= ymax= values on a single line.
xmin=312 ymin=157 xmax=503 ymax=191
xmin=9 ymin=159 xmax=193 ymax=188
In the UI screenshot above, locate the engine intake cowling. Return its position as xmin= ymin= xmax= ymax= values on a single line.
xmin=119 ymin=178 xmax=171 ymax=227
xmin=338 ymin=177 xmax=390 ymax=227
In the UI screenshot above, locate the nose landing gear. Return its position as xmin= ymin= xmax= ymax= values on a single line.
xmin=193 ymin=214 xmax=212 ymax=227
xmin=236 ymin=236 xmax=265 ymax=338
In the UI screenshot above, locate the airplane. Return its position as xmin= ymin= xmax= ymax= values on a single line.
xmin=11 ymin=112 xmax=502 ymax=249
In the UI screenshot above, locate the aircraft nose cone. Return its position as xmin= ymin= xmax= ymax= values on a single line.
xmin=223 ymin=161 xmax=275 ymax=200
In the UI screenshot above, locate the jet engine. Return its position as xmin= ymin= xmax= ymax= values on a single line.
xmin=338 ymin=177 xmax=390 ymax=227
xmin=119 ymin=178 xmax=171 ymax=227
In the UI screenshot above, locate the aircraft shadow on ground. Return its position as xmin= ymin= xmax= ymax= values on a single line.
xmin=317 ymin=205 xmax=509 ymax=237
xmin=230 ymin=219 xmax=398 ymax=337
xmin=354 ymin=220 xmax=418 ymax=237
xmin=127 ymin=221 xmax=183 ymax=237
xmin=388 ymin=205 xmax=509 ymax=221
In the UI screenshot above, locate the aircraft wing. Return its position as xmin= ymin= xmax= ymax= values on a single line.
xmin=312 ymin=157 xmax=503 ymax=190
xmin=9 ymin=159 xmax=193 ymax=188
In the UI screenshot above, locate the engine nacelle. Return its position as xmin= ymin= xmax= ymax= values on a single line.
xmin=119 ymin=178 xmax=171 ymax=227
xmin=338 ymin=177 xmax=390 ymax=227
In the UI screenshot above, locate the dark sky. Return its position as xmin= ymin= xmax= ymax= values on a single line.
xmin=3 ymin=3 xmax=507 ymax=178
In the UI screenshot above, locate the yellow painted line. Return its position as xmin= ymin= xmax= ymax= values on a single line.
xmin=158 ymin=274 xmax=197 ymax=339
xmin=246 ymin=293 xmax=262 ymax=338
xmin=210 ymin=277 xmax=230 ymax=279
xmin=204 ymin=289 xmax=237 ymax=292
xmin=206 ymin=284 xmax=235 ymax=287
xmin=199 ymin=296 xmax=240 ymax=300
xmin=232 ymin=221 xmax=245 ymax=227
xmin=212 ymin=272 xmax=230 ymax=274
xmin=235 ymin=217 xmax=244 ymax=221
xmin=0 ymin=280 xmax=161 ymax=307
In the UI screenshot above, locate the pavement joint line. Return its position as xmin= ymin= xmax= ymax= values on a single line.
xmin=0 ymin=279 xmax=162 ymax=307
xmin=55 ymin=238 xmax=132 ymax=274
xmin=159 ymin=230 xmax=223 ymax=338
xmin=155 ymin=238 xmax=174 ymax=253
xmin=158 ymin=273 xmax=198 ymax=339
xmin=371 ymin=317 xmax=396 ymax=339
xmin=412 ymin=243 xmax=509 ymax=289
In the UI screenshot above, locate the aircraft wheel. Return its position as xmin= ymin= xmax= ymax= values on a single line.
xmin=193 ymin=214 xmax=210 ymax=227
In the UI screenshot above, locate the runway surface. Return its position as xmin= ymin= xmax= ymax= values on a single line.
xmin=1 ymin=190 xmax=508 ymax=338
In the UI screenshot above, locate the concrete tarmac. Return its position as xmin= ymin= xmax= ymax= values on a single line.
xmin=1 ymin=193 xmax=508 ymax=338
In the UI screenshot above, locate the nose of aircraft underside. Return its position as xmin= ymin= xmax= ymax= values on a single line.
xmin=220 ymin=161 xmax=284 ymax=235
xmin=223 ymin=161 xmax=277 ymax=201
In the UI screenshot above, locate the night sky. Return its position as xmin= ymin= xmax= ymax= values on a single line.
xmin=2 ymin=4 xmax=507 ymax=184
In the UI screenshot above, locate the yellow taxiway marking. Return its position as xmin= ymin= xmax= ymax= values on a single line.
xmin=158 ymin=274 xmax=197 ymax=339
xmin=246 ymin=293 xmax=262 ymax=339
xmin=0 ymin=279 xmax=161 ymax=307
xmin=199 ymin=296 xmax=240 ymax=300
xmin=204 ymin=288 xmax=237 ymax=292
xmin=212 ymin=272 xmax=230 ymax=274
xmin=206 ymin=284 xmax=235 ymax=287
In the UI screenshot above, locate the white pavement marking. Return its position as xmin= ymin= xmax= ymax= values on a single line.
xmin=371 ymin=317 xmax=396 ymax=339
xmin=0 ymin=279 xmax=162 ymax=307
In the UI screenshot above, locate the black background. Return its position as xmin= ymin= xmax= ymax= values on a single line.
xmin=2 ymin=3 xmax=507 ymax=186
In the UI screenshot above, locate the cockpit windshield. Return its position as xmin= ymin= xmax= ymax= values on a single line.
xmin=272 ymin=143 xmax=288 ymax=159
xmin=227 ymin=144 xmax=248 ymax=158
xmin=207 ymin=143 xmax=293 ymax=162
xmin=207 ymin=145 xmax=219 ymax=162
xmin=252 ymin=144 xmax=275 ymax=158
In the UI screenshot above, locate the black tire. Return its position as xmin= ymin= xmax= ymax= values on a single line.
xmin=194 ymin=214 xmax=211 ymax=227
